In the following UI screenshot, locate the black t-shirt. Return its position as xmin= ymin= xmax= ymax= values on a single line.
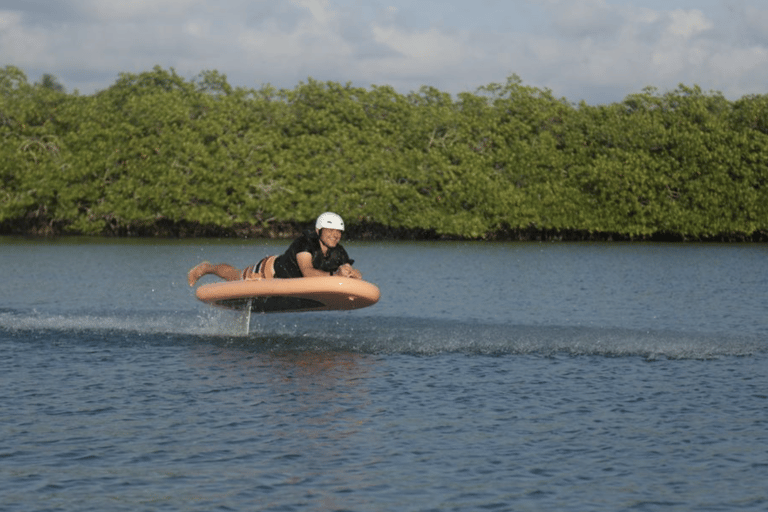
xmin=273 ymin=230 xmax=355 ymax=278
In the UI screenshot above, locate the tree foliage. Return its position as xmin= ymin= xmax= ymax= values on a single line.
xmin=2 ymin=65 xmax=767 ymax=240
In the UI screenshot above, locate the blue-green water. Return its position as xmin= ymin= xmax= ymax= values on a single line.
xmin=2 ymin=237 xmax=767 ymax=511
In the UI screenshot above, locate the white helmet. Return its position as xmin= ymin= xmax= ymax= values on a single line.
xmin=315 ymin=212 xmax=345 ymax=231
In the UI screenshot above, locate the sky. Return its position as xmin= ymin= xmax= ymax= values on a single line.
xmin=1 ymin=0 xmax=767 ymax=104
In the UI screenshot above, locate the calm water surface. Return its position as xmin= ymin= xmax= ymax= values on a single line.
xmin=1 ymin=237 xmax=767 ymax=511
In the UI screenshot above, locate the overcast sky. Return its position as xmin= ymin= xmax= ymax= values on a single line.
xmin=1 ymin=0 xmax=767 ymax=104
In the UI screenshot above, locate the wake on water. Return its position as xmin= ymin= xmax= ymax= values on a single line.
xmin=1 ymin=307 xmax=765 ymax=360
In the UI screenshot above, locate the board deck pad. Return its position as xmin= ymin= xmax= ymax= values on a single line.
xmin=195 ymin=276 xmax=380 ymax=314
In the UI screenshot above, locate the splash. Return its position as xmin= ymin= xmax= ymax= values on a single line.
xmin=0 ymin=308 xmax=250 ymax=338
xmin=1 ymin=309 xmax=765 ymax=359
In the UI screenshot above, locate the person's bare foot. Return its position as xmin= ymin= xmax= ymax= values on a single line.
xmin=188 ymin=261 xmax=212 ymax=286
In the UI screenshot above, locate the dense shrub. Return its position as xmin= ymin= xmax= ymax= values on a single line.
xmin=2 ymin=65 xmax=766 ymax=240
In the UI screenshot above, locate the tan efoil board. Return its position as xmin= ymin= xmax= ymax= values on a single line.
xmin=196 ymin=276 xmax=381 ymax=313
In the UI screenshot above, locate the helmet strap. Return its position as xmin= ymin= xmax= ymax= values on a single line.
xmin=316 ymin=228 xmax=329 ymax=254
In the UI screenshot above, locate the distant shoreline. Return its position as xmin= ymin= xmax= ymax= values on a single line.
xmin=2 ymin=221 xmax=765 ymax=242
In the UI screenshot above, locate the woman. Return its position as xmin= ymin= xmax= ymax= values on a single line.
xmin=187 ymin=212 xmax=362 ymax=286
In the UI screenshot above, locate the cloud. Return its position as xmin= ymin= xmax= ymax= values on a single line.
xmin=549 ymin=0 xmax=622 ymax=39
xmin=0 ymin=0 xmax=82 ymax=25
xmin=71 ymin=0 xmax=206 ymax=22
xmin=665 ymin=9 xmax=714 ymax=39
xmin=0 ymin=10 xmax=49 ymax=65
xmin=743 ymin=4 xmax=768 ymax=45
xmin=513 ymin=1 xmax=768 ymax=102
xmin=0 ymin=0 xmax=767 ymax=103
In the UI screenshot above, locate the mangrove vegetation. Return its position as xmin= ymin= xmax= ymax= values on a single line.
xmin=1 ymin=65 xmax=767 ymax=240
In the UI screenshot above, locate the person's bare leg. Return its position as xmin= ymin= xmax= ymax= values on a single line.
xmin=188 ymin=262 xmax=243 ymax=286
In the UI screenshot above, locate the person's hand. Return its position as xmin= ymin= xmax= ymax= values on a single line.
xmin=336 ymin=264 xmax=362 ymax=279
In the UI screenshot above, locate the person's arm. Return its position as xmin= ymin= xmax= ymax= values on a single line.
xmin=296 ymin=252 xmax=362 ymax=278
xmin=296 ymin=252 xmax=331 ymax=277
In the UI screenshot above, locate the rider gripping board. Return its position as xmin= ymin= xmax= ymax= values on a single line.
xmin=195 ymin=276 xmax=381 ymax=314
